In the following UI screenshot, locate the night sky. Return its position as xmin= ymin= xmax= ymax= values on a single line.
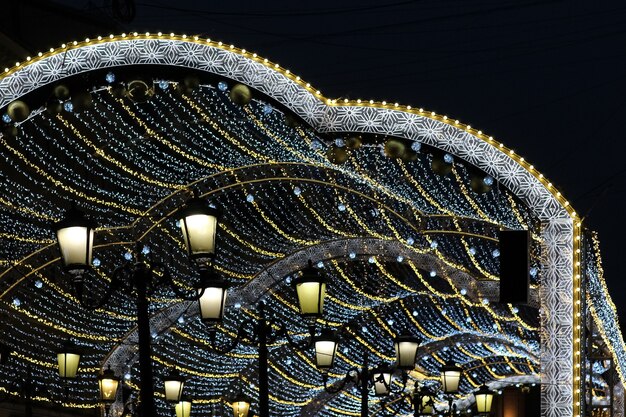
xmin=28 ymin=0 xmax=626 ymax=321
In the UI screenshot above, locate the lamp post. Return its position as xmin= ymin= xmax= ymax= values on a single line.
xmin=204 ymin=261 xmax=327 ymax=417
xmin=53 ymin=197 xmax=218 ymax=417
xmin=56 ymin=340 xmax=82 ymax=379
xmin=411 ymin=385 xmax=436 ymax=416
xmin=174 ymin=396 xmax=192 ymax=417
xmin=440 ymin=361 xmax=463 ymax=416
xmin=474 ymin=385 xmax=494 ymax=415
xmin=318 ymin=329 xmax=416 ymax=417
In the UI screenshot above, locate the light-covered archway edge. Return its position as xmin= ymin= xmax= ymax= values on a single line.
xmin=0 ymin=33 xmax=581 ymax=417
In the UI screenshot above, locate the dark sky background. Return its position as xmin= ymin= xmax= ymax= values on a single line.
xmin=9 ymin=0 xmax=626 ymax=321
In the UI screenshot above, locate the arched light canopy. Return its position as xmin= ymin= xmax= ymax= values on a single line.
xmin=164 ymin=370 xmax=185 ymax=402
xmin=394 ymin=335 xmax=420 ymax=370
xmin=178 ymin=196 xmax=219 ymax=264
xmin=314 ymin=328 xmax=339 ymax=370
xmin=474 ymin=384 xmax=494 ymax=414
xmin=292 ymin=260 xmax=326 ymax=318
xmin=98 ymin=366 xmax=120 ymax=403
xmin=197 ymin=269 xmax=228 ymax=323
xmin=57 ymin=340 xmax=82 ymax=379
xmin=53 ymin=206 xmax=96 ymax=272
xmin=441 ymin=361 xmax=463 ymax=394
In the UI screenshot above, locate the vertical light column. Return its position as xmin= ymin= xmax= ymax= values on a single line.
xmin=573 ymin=219 xmax=582 ymax=417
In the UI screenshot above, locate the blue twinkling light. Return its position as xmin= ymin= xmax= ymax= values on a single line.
xmin=512 ymin=307 xmax=519 ymax=314
xmin=368 ymin=256 xmax=375 ymax=264
xmin=285 ymin=276 xmax=292 ymax=284
xmin=175 ymin=219 xmax=181 ymax=228
xmin=492 ymin=324 xmax=498 ymax=330
xmin=293 ymin=187 xmax=301 ymax=196
xmin=460 ymin=288 xmax=467 ymax=295
xmin=178 ymin=316 xmax=185 ymax=324
xmin=311 ymin=140 xmax=322 ymax=150
xmin=335 ymin=138 xmax=345 ymax=147
xmin=441 ymin=309 xmax=447 ymax=315
xmin=124 ymin=373 xmax=131 ymax=380
xmin=285 ymin=358 xmax=292 ymax=366
xmin=338 ymin=203 xmax=346 ymax=212
xmin=349 ymin=252 xmax=356 ymax=259
xmin=246 ymin=194 xmax=254 ymax=203
xmin=466 ymin=317 xmax=472 ymax=323
xmin=412 ymin=310 xmax=418 ymax=316
xmin=92 ymin=258 xmax=101 ymax=267
xmin=218 ymin=81 xmax=228 ymax=91
xmin=387 ymin=319 xmax=394 ymax=325
xmin=63 ymin=101 xmax=74 ymax=112
xmin=430 ymin=240 xmax=438 ymax=249
xmin=159 ymin=80 xmax=169 ymax=90
xmin=443 ymin=153 xmax=454 ymax=163
xmin=2 ymin=113 xmax=11 ymax=123
xmin=34 ymin=280 xmax=43 ymax=289
xmin=317 ymin=261 xmax=325 ymax=268
xmin=429 ymin=270 xmax=437 ymax=277
xmin=411 ymin=141 xmax=421 ymax=152
xmin=370 ymin=208 xmax=379 ymax=217
xmin=397 ymin=255 xmax=404 ymax=263
xmin=124 ymin=252 xmax=133 ymax=261
xmin=343 ymin=347 xmax=349 ymax=354
xmin=361 ymin=326 xmax=368 ymax=332
xmin=530 ymin=267 xmax=538 ymax=277
xmin=262 ymin=104 xmax=273 ymax=115
xmin=142 ymin=245 xmax=150 ymax=255
xmin=483 ymin=176 xmax=494 ymax=186
xmin=469 ymin=247 xmax=476 ymax=255
xmin=105 ymin=72 xmax=116 ymax=83
xmin=235 ymin=302 xmax=241 ymax=309
xmin=151 ymin=331 xmax=158 ymax=338
xmin=482 ymin=298 xmax=489 ymax=305
xmin=492 ymin=249 xmax=500 ymax=258
xmin=13 ymin=298 xmax=21 ymax=307
xmin=406 ymin=237 xmax=415 ymax=245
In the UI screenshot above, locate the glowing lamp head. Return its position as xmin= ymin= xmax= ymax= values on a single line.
xmin=57 ymin=339 xmax=82 ymax=379
xmin=197 ymin=269 xmax=228 ymax=323
xmin=314 ymin=328 xmax=339 ymax=370
xmin=230 ymin=394 xmax=251 ymax=417
xmin=178 ymin=197 xmax=219 ymax=266
xmin=441 ymin=361 xmax=463 ymax=394
xmin=474 ymin=385 xmax=494 ymax=414
xmin=98 ymin=366 xmax=120 ymax=403
xmin=292 ymin=260 xmax=327 ymax=318
xmin=175 ymin=397 xmax=192 ymax=417
xmin=53 ymin=206 xmax=96 ymax=272
xmin=164 ymin=370 xmax=185 ymax=402
xmin=394 ymin=335 xmax=420 ymax=370
xmin=372 ymin=367 xmax=393 ymax=396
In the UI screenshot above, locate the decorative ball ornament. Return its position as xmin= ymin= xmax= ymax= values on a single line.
xmin=110 ymin=83 xmax=127 ymax=99
xmin=326 ymin=146 xmax=349 ymax=164
xmin=7 ymin=100 xmax=30 ymax=122
xmin=431 ymin=154 xmax=453 ymax=176
xmin=46 ymin=100 xmax=63 ymax=115
xmin=127 ymin=79 xmax=154 ymax=103
xmin=470 ymin=174 xmax=492 ymax=194
xmin=229 ymin=83 xmax=252 ymax=105
xmin=346 ymin=135 xmax=362 ymax=149
xmin=71 ymin=91 xmax=94 ymax=112
xmin=53 ymin=84 xmax=70 ymax=100
xmin=384 ymin=139 xmax=406 ymax=159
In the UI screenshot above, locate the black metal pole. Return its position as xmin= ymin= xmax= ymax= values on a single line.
xmin=258 ymin=318 xmax=269 ymax=417
xmin=361 ymin=356 xmax=369 ymax=417
xmin=135 ymin=264 xmax=157 ymax=417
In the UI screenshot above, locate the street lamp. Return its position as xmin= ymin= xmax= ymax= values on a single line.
xmin=230 ymin=393 xmax=251 ymax=417
xmin=98 ymin=366 xmax=120 ymax=403
xmin=292 ymin=260 xmax=326 ymax=319
xmin=53 ymin=196 xmax=218 ymax=417
xmin=197 ymin=268 xmax=228 ymax=324
xmin=178 ymin=195 xmax=219 ymax=266
xmin=174 ymin=396 xmax=192 ymax=417
xmin=164 ymin=370 xmax=186 ymax=403
xmin=440 ymin=361 xmax=462 ymax=394
xmin=474 ymin=385 xmax=494 ymax=414
xmin=394 ymin=335 xmax=420 ymax=371
xmin=56 ymin=340 xmax=81 ymax=379
xmin=53 ymin=205 xmax=96 ymax=273
xmin=411 ymin=385 xmax=436 ymax=416
xmin=314 ymin=328 xmax=340 ymax=370
xmin=372 ymin=366 xmax=393 ymax=396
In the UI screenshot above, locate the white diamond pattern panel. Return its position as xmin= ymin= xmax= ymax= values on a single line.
xmin=0 ymin=37 xmax=574 ymax=417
